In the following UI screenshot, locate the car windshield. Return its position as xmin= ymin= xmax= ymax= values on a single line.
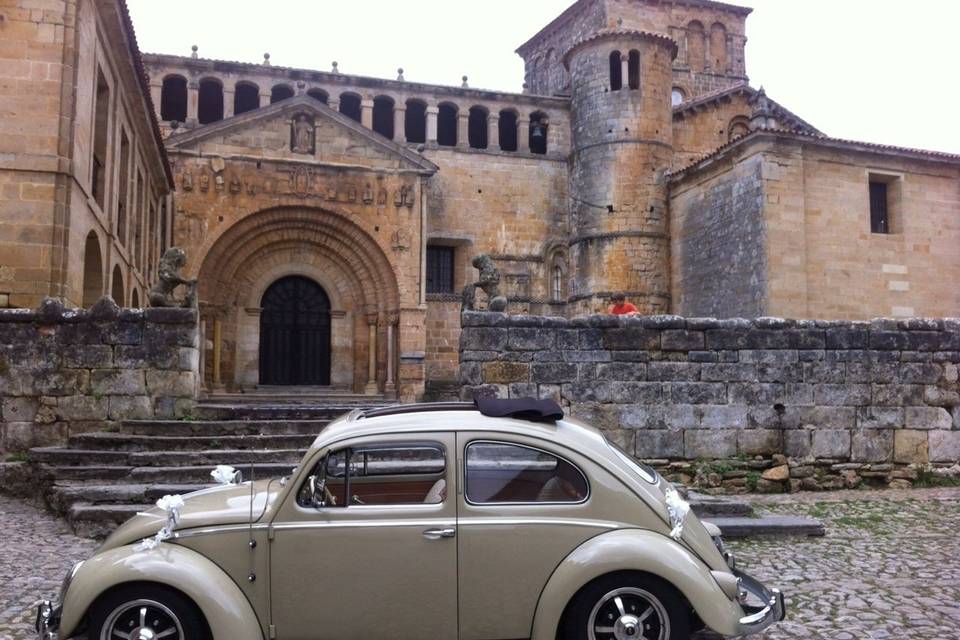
xmin=605 ymin=437 xmax=659 ymax=484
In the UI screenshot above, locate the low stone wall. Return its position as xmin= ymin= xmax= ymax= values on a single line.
xmin=459 ymin=312 xmax=960 ymax=491
xmin=0 ymin=298 xmax=199 ymax=453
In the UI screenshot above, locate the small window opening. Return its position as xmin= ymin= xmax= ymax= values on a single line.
xmin=131 ymin=288 xmax=140 ymax=309
xmin=437 ymin=103 xmax=457 ymax=147
xmin=82 ymin=231 xmax=103 ymax=308
xmin=197 ymin=78 xmax=223 ymax=124
xmin=551 ymin=265 xmax=563 ymax=302
xmin=160 ymin=75 xmax=187 ymax=121
xmin=339 ymin=93 xmax=362 ymax=123
xmin=498 ymin=110 xmax=518 ymax=152
xmin=404 ymin=100 xmax=427 ymax=143
xmin=307 ymin=88 xmax=329 ymax=104
xmin=465 ymin=442 xmax=588 ymax=504
xmin=426 ymin=246 xmax=455 ymax=293
xmin=628 ymin=50 xmax=640 ymax=90
xmin=91 ymin=67 xmax=110 ymax=210
xmin=372 ymin=96 xmax=394 ymax=138
xmin=869 ymin=180 xmax=890 ymax=234
xmin=134 ymin=170 xmax=144 ymax=266
xmin=234 ymin=82 xmax=260 ymax=115
xmin=271 ymin=84 xmax=294 ymax=104
xmin=671 ymin=88 xmax=685 ymax=106
xmin=117 ymin=129 xmax=130 ymax=245
xmin=111 ymin=265 xmax=125 ymax=306
xmin=609 ymin=51 xmax=622 ymax=90
xmin=468 ymin=106 xmax=488 ymax=149
xmin=529 ymin=112 xmax=548 ymax=155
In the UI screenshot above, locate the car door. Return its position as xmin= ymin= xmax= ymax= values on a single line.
xmin=270 ymin=432 xmax=458 ymax=640
xmin=456 ymin=432 xmax=614 ymax=640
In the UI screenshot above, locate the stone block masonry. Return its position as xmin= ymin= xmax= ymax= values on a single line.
xmin=0 ymin=298 xmax=199 ymax=453
xmin=459 ymin=312 xmax=960 ymax=491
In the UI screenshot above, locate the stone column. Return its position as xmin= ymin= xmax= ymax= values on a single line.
xmin=187 ymin=81 xmax=199 ymax=125
xmin=393 ymin=105 xmax=406 ymax=143
xmin=149 ymin=83 xmax=162 ymax=117
xmin=361 ymin=98 xmax=374 ymax=129
xmin=457 ymin=111 xmax=469 ymax=148
xmin=426 ymin=105 xmax=438 ymax=143
xmin=518 ymin=119 xmax=530 ymax=153
xmin=328 ymin=97 xmax=340 ymax=113
xmin=212 ymin=317 xmax=222 ymax=387
xmin=620 ymin=54 xmax=629 ymax=88
xmin=364 ymin=313 xmax=379 ymax=395
xmin=487 ymin=113 xmax=500 ymax=151
xmin=223 ymin=86 xmax=235 ymax=118
xmin=385 ymin=313 xmax=398 ymax=396
xmin=545 ymin=117 xmax=556 ymax=155
xmin=259 ymin=89 xmax=271 ymax=109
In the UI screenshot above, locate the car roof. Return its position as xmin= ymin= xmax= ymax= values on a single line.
xmin=311 ymin=403 xmax=609 ymax=457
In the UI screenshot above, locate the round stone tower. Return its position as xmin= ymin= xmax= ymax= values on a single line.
xmin=564 ymin=30 xmax=677 ymax=314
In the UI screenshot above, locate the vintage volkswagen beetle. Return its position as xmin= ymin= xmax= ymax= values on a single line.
xmin=37 ymin=399 xmax=784 ymax=640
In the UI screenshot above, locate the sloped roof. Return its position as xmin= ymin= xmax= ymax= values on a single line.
xmin=673 ymin=83 xmax=820 ymax=135
xmin=164 ymin=95 xmax=439 ymax=175
xmin=669 ymin=127 xmax=960 ymax=181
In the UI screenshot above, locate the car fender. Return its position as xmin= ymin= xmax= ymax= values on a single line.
xmin=530 ymin=529 xmax=744 ymax=640
xmin=60 ymin=543 xmax=263 ymax=640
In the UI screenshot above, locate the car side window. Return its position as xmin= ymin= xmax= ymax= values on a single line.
xmin=298 ymin=444 xmax=447 ymax=508
xmin=465 ymin=441 xmax=589 ymax=504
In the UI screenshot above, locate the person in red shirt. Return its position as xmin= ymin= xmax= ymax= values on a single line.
xmin=609 ymin=293 xmax=639 ymax=315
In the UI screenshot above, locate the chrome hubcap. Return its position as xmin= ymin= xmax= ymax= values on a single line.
xmin=588 ymin=587 xmax=670 ymax=640
xmin=101 ymin=599 xmax=183 ymax=640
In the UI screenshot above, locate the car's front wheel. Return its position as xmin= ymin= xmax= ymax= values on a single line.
xmin=88 ymin=584 xmax=209 ymax=640
xmin=562 ymin=572 xmax=691 ymax=640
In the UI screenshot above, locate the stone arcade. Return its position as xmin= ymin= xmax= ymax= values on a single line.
xmin=1 ymin=0 xmax=959 ymax=405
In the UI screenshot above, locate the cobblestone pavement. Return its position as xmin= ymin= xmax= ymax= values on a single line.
xmin=1 ymin=488 xmax=959 ymax=639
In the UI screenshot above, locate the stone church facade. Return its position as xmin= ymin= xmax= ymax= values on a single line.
xmin=3 ymin=0 xmax=959 ymax=403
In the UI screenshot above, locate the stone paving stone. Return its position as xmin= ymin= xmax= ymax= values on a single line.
xmin=1 ymin=489 xmax=959 ymax=639
xmin=695 ymin=487 xmax=960 ymax=639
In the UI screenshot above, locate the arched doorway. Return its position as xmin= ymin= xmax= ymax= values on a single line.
xmin=259 ymin=276 xmax=332 ymax=385
xmin=82 ymin=231 xmax=103 ymax=308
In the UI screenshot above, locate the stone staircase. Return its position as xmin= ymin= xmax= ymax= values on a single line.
xmin=29 ymin=395 xmax=392 ymax=537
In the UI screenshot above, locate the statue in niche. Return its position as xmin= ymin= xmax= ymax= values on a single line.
xmin=362 ymin=183 xmax=374 ymax=204
xmin=149 ymin=247 xmax=197 ymax=308
xmin=229 ymin=175 xmax=241 ymax=194
xmin=403 ymin=185 xmax=415 ymax=208
xmin=291 ymin=114 xmax=315 ymax=154
xmin=394 ymin=189 xmax=403 ymax=207
xmin=199 ymin=172 xmax=209 ymax=192
xmin=214 ymin=174 xmax=224 ymax=192
xmin=462 ymin=254 xmax=507 ymax=313
xmin=181 ymin=171 xmax=193 ymax=191
xmin=348 ymin=186 xmax=357 ymax=203
xmin=391 ymin=228 xmax=411 ymax=252
xmin=377 ymin=187 xmax=387 ymax=205
xmin=290 ymin=166 xmax=311 ymax=198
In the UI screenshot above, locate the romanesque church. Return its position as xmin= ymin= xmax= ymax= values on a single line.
xmin=2 ymin=0 xmax=958 ymax=402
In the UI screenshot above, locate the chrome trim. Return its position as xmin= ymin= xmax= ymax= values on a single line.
xmin=734 ymin=569 xmax=787 ymax=634
xmin=35 ymin=600 xmax=59 ymax=640
xmin=422 ymin=527 xmax=456 ymax=539
xmin=463 ymin=439 xmax=591 ymax=507
xmin=272 ymin=518 xmax=456 ymax=531
xmin=171 ymin=523 xmax=270 ymax=539
xmin=458 ymin=517 xmax=621 ymax=529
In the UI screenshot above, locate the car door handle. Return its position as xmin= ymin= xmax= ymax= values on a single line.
xmin=422 ymin=527 xmax=456 ymax=540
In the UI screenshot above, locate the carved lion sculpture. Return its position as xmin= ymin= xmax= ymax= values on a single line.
xmin=148 ymin=247 xmax=198 ymax=308
xmin=462 ymin=254 xmax=508 ymax=313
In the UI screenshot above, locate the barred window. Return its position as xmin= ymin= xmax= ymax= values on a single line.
xmin=426 ymin=246 xmax=455 ymax=294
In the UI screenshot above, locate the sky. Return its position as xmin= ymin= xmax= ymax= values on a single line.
xmin=127 ymin=0 xmax=960 ymax=155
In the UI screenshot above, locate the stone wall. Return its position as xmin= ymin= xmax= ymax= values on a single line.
xmin=0 ymin=298 xmax=199 ymax=454
xmin=459 ymin=312 xmax=960 ymax=491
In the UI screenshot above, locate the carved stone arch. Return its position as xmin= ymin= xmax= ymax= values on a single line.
xmin=728 ymin=115 xmax=750 ymax=141
xmin=543 ymin=240 xmax=569 ymax=303
xmin=709 ymin=22 xmax=728 ymax=70
xmin=686 ymin=20 xmax=706 ymax=72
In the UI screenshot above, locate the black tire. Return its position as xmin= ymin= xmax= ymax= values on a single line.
xmin=561 ymin=572 xmax=691 ymax=640
xmin=88 ymin=583 xmax=209 ymax=640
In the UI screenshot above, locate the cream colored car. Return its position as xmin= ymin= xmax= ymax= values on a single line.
xmin=37 ymin=400 xmax=785 ymax=640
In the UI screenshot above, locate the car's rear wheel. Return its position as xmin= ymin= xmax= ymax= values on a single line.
xmin=89 ymin=584 xmax=209 ymax=640
xmin=562 ymin=572 xmax=691 ymax=640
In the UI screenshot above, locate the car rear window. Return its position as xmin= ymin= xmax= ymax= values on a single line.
xmin=465 ymin=441 xmax=588 ymax=504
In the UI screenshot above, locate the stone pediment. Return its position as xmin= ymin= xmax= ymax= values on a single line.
xmin=165 ymin=95 xmax=438 ymax=175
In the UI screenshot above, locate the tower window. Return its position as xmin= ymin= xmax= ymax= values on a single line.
xmin=627 ymin=50 xmax=640 ymax=90
xmin=197 ymin=78 xmax=224 ymax=124
xmin=551 ymin=266 xmax=563 ymax=301
xmin=468 ymin=106 xmax=488 ymax=149
xmin=372 ymin=96 xmax=394 ymax=138
xmin=271 ymin=84 xmax=294 ymax=104
xmin=160 ymin=75 xmax=187 ymax=121
xmin=91 ymin=67 xmax=110 ymax=211
xmin=609 ymin=50 xmax=622 ymax=91
xmin=405 ymin=99 xmax=427 ymax=143
xmin=339 ymin=93 xmax=362 ymax=123
xmin=671 ymin=88 xmax=685 ymax=106
xmin=529 ymin=112 xmax=548 ymax=155
xmin=307 ymin=88 xmax=328 ymax=104
xmin=426 ymin=246 xmax=455 ymax=293
xmin=499 ymin=110 xmax=518 ymax=152
xmin=869 ymin=181 xmax=889 ymax=234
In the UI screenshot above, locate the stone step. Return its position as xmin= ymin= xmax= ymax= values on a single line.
xmin=30 ymin=447 xmax=307 ymax=468
xmin=129 ymin=463 xmax=297 ymax=484
xmin=69 ymin=432 xmax=316 ymax=452
xmin=68 ymin=503 xmax=155 ymax=539
xmin=119 ymin=419 xmax=330 ymax=436
xmin=687 ymin=491 xmax=755 ymax=518
xmin=192 ymin=402 xmax=388 ymax=421
xmin=703 ymin=515 xmax=826 ymax=539
xmin=47 ymin=483 xmax=215 ymax=512
xmin=38 ymin=464 xmax=133 ymax=481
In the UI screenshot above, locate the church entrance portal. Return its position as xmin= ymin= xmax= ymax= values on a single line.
xmin=259 ymin=276 xmax=332 ymax=385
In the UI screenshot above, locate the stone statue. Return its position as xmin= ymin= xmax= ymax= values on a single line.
xmin=149 ymin=247 xmax=197 ymax=308
xmin=292 ymin=114 xmax=314 ymax=154
xmin=462 ymin=254 xmax=507 ymax=312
